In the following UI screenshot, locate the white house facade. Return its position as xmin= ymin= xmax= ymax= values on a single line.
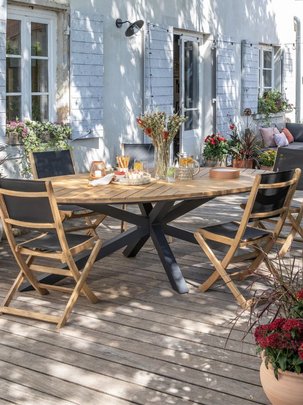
xmin=0 ymin=0 xmax=300 ymax=175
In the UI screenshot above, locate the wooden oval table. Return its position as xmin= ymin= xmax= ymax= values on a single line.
xmin=47 ymin=168 xmax=259 ymax=294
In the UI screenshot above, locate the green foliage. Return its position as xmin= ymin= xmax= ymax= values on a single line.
xmin=258 ymin=150 xmax=277 ymax=167
xmin=6 ymin=120 xmax=72 ymax=176
xmin=258 ymin=90 xmax=293 ymax=117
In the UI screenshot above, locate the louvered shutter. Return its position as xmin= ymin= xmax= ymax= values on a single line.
xmin=144 ymin=23 xmax=173 ymax=115
xmin=70 ymin=10 xmax=104 ymax=140
xmin=0 ymin=0 xmax=6 ymax=139
xmin=241 ymin=40 xmax=259 ymax=114
xmin=216 ymin=40 xmax=237 ymax=135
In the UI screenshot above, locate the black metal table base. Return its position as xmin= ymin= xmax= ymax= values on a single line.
xmin=21 ymin=198 xmax=212 ymax=294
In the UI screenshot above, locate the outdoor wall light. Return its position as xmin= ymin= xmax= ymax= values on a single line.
xmin=115 ymin=18 xmax=144 ymax=37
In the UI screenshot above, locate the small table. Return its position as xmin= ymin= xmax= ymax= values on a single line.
xmin=47 ymin=167 xmax=257 ymax=294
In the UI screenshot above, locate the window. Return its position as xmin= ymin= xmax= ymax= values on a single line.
xmin=6 ymin=7 xmax=56 ymax=122
xmin=259 ymin=45 xmax=282 ymax=96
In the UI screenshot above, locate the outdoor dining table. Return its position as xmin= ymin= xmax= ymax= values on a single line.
xmin=45 ymin=167 xmax=259 ymax=294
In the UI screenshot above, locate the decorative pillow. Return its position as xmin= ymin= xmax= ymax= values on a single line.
xmin=274 ymin=132 xmax=289 ymax=147
xmin=286 ymin=123 xmax=303 ymax=142
xmin=282 ymin=127 xmax=294 ymax=143
xmin=260 ymin=127 xmax=279 ymax=147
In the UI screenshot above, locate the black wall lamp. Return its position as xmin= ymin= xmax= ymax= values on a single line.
xmin=115 ymin=18 xmax=144 ymax=37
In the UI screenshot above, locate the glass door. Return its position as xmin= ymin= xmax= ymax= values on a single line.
xmin=179 ymin=35 xmax=201 ymax=158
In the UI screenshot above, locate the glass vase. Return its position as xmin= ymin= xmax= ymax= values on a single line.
xmin=154 ymin=144 xmax=170 ymax=179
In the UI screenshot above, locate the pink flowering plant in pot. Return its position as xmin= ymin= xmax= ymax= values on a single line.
xmin=255 ymin=314 xmax=303 ymax=379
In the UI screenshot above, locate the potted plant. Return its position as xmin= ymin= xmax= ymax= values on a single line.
xmin=6 ymin=120 xmax=28 ymax=145
xmin=232 ymin=257 xmax=303 ymax=405
xmin=229 ymin=128 xmax=261 ymax=168
xmin=258 ymin=150 xmax=277 ymax=170
xmin=258 ymin=90 xmax=293 ymax=124
xmin=203 ymin=133 xmax=229 ymax=166
xmin=19 ymin=120 xmax=72 ymax=176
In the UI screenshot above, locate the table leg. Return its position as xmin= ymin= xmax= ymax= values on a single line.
xmin=150 ymin=223 xmax=189 ymax=294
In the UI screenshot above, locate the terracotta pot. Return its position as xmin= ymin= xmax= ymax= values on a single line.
xmin=204 ymin=158 xmax=226 ymax=167
xmin=260 ymin=357 xmax=303 ymax=405
xmin=232 ymin=158 xmax=254 ymax=169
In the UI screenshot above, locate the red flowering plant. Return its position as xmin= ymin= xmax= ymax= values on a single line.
xmin=229 ymin=256 xmax=303 ymax=380
xmin=245 ymin=256 xmax=303 ymax=379
xmin=136 ymin=111 xmax=187 ymax=178
xmin=255 ymin=316 xmax=303 ymax=378
xmin=203 ymin=133 xmax=229 ymax=162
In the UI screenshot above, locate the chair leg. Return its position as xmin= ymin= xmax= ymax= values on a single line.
xmin=1 ymin=271 xmax=25 ymax=310
xmin=57 ymin=240 xmax=102 ymax=328
xmin=194 ymin=232 xmax=249 ymax=309
xmin=279 ymin=211 xmax=303 ymax=257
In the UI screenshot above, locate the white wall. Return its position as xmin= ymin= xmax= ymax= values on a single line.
xmin=70 ymin=0 xmax=297 ymax=164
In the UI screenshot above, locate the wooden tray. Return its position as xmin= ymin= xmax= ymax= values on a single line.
xmin=209 ymin=168 xmax=240 ymax=180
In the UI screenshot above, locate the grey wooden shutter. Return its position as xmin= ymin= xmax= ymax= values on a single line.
xmin=144 ymin=23 xmax=173 ymax=115
xmin=241 ymin=40 xmax=259 ymax=114
xmin=0 ymin=0 xmax=6 ymax=139
xmin=216 ymin=39 xmax=237 ymax=135
xmin=70 ymin=10 xmax=104 ymax=140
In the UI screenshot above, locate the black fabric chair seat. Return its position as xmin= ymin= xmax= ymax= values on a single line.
xmin=202 ymin=221 xmax=271 ymax=242
xmin=21 ymin=232 xmax=92 ymax=252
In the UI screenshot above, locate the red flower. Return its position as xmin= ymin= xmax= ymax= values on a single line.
xmin=163 ymin=131 xmax=169 ymax=140
xmin=296 ymin=289 xmax=303 ymax=301
xmin=299 ymin=343 xmax=303 ymax=360
xmin=145 ymin=127 xmax=152 ymax=136
xmin=229 ymin=124 xmax=235 ymax=130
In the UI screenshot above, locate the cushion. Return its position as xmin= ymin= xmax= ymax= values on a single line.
xmin=260 ymin=127 xmax=279 ymax=147
xmin=282 ymin=127 xmax=294 ymax=143
xmin=274 ymin=132 xmax=289 ymax=147
xmin=286 ymin=123 xmax=303 ymax=142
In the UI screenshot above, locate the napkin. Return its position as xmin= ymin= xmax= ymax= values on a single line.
xmin=89 ymin=173 xmax=115 ymax=186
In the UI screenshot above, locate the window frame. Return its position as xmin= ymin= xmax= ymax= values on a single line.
xmin=6 ymin=6 xmax=57 ymax=122
xmin=259 ymin=44 xmax=274 ymax=96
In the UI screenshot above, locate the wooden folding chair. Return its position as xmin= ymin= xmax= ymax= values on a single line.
xmin=29 ymin=150 xmax=106 ymax=235
xmin=0 ymin=178 xmax=102 ymax=328
xmin=251 ymin=148 xmax=303 ymax=256
xmin=194 ymin=169 xmax=301 ymax=309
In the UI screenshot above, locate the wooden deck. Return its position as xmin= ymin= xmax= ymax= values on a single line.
xmin=1 ymin=191 xmax=302 ymax=404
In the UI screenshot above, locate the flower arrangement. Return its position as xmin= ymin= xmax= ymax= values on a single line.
xmin=136 ymin=111 xmax=187 ymax=178
xmin=258 ymin=150 xmax=277 ymax=168
xmin=203 ymin=133 xmax=229 ymax=163
xmin=6 ymin=120 xmax=28 ymax=145
xmin=255 ymin=315 xmax=303 ymax=379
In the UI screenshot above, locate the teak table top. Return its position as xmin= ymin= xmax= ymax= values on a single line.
xmin=51 ymin=168 xmax=259 ymax=205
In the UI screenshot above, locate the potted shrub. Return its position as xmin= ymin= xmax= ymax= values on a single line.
xmin=258 ymin=90 xmax=293 ymax=124
xmin=232 ymin=257 xmax=303 ymax=405
xmin=19 ymin=120 xmax=71 ymax=176
xmin=258 ymin=150 xmax=277 ymax=170
xmin=229 ymin=128 xmax=261 ymax=168
xmin=255 ymin=316 xmax=303 ymax=405
xmin=203 ymin=133 xmax=229 ymax=166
